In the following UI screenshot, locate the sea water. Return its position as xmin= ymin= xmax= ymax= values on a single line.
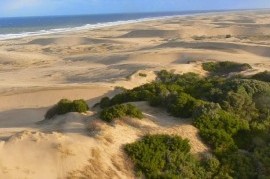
xmin=0 ymin=10 xmax=222 ymax=40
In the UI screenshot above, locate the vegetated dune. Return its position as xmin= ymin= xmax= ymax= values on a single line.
xmin=0 ymin=86 xmax=112 ymax=111
xmin=0 ymin=101 xmax=208 ymax=179
xmin=0 ymin=70 xmax=208 ymax=179
xmin=1 ymin=10 xmax=270 ymax=178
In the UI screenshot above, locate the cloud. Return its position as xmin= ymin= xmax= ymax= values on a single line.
xmin=4 ymin=0 xmax=41 ymax=11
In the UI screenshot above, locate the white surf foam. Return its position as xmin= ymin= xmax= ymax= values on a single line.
xmin=0 ymin=14 xmax=184 ymax=40
xmin=0 ymin=10 xmax=226 ymax=41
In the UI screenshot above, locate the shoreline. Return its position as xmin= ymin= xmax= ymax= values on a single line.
xmin=0 ymin=9 xmax=259 ymax=41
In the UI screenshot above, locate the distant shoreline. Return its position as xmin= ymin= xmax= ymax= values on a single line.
xmin=0 ymin=9 xmax=260 ymax=41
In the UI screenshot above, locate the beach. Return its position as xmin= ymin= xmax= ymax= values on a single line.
xmin=1 ymin=10 xmax=270 ymax=178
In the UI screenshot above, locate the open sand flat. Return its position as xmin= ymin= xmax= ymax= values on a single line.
xmin=1 ymin=10 xmax=270 ymax=178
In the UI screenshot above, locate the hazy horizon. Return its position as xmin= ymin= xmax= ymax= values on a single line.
xmin=0 ymin=9 xmax=251 ymax=19
xmin=1 ymin=0 xmax=270 ymax=18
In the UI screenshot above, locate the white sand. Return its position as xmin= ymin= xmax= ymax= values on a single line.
xmin=1 ymin=10 xmax=270 ymax=178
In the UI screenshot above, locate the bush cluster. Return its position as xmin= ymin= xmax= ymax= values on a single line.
xmin=98 ymin=65 xmax=270 ymax=178
xmin=125 ymin=134 xmax=209 ymax=178
xmin=138 ymin=73 xmax=147 ymax=77
xmin=194 ymin=107 xmax=249 ymax=154
xmin=251 ymin=71 xmax=270 ymax=82
xmin=202 ymin=61 xmax=252 ymax=75
xmin=225 ymin=34 xmax=232 ymax=38
xmin=45 ymin=99 xmax=89 ymax=119
xmin=100 ymin=104 xmax=143 ymax=122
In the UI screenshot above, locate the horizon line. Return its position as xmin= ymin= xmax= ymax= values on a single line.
xmin=1 ymin=7 xmax=269 ymax=18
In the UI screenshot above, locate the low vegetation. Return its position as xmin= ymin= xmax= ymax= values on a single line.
xmin=99 ymin=61 xmax=270 ymax=178
xmin=100 ymin=104 xmax=143 ymax=122
xmin=45 ymin=99 xmax=89 ymax=119
xmin=192 ymin=35 xmax=206 ymax=40
xmin=125 ymin=134 xmax=210 ymax=178
xmin=202 ymin=61 xmax=252 ymax=75
xmin=225 ymin=34 xmax=232 ymax=38
xmin=138 ymin=73 xmax=147 ymax=77
xmin=251 ymin=70 xmax=270 ymax=82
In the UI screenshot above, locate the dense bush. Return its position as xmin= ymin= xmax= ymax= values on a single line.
xmin=254 ymin=146 xmax=270 ymax=177
xmin=225 ymin=34 xmax=232 ymax=38
xmin=251 ymin=71 xmax=270 ymax=82
xmin=124 ymin=134 xmax=207 ymax=178
xmin=100 ymin=104 xmax=143 ymax=122
xmin=45 ymin=99 xmax=89 ymax=119
xmin=109 ymin=87 xmax=155 ymax=106
xmin=98 ymin=68 xmax=270 ymax=177
xmin=194 ymin=108 xmax=249 ymax=155
xmin=138 ymin=73 xmax=147 ymax=77
xmin=194 ymin=109 xmax=249 ymax=136
xmin=232 ymin=129 xmax=253 ymax=150
xmin=221 ymin=87 xmax=258 ymax=121
xmin=72 ymin=99 xmax=89 ymax=113
xmin=202 ymin=61 xmax=252 ymax=74
xmin=167 ymin=93 xmax=202 ymax=118
xmin=200 ymin=129 xmax=237 ymax=155
xmin=221 ymin=152 xmax=257 ymax=179
xmin=99 ymin=97 xmax=111 ymax=108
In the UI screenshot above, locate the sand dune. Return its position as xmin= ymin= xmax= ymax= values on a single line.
xmin=156 ymin=41 xmax=270 ymax=57
xmin=120 ymin=29 xmax=181 ymax=38
xmin=0 ymin=100 xmax=208 ymax=179
xmin=28 ymin=37 xmax=122 ymax=46
xmin=0 ymin=50 xmax=58 ymax=67
xmin=1 ymin=10 xmax=270 ymax=178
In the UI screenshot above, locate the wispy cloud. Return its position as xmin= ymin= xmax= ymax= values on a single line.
xmin=4 ymin=0 xmax=41 ymax=11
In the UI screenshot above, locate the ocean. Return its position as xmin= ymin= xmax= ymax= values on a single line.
xmin=0 ymin=11 xmax=219 ymax=40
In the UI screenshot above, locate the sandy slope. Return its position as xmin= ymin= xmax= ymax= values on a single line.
xmin=0 ymin=101 xmax=208 ymax=179
xmin=1 ymin=10 xmax=270 ymax=178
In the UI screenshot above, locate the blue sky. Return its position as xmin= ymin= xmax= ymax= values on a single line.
xmin=0 ymin=0 xmax=270 ymax=17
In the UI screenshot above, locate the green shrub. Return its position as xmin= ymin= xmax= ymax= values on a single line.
xmin=254 ymin=146 xmax=270 ymax=177
xmin=72 ymin=99 xmax=89 ymax=113
xmin=57 ymin=99 xmax=73 ymax=114
xmin=109 ymin=89 xmax=154 ymax=106
xmin=149 ymin=95 xmax=164 ymax=107
xmin=138 ymin=73 xmax=147 ymax=77
xmin=44 ymin=99 xmax=89 ymax=119
xmin=202 ymin=61 xmax=252 ymax=75
xmin=96 ymin=68 xmax=270 ymax=177
xmin=253 ymin=92 xmax=270 ymax=117
xmin=200 ymin=129 xmax=237 ymax=155
xmin=252 ymin=71 xmax=270 ymax=82
xmin=193 ymin=35 xmax=206 ymax=40
xmin=194 ymin=109 xmax=248 ymax=155
xmin=124 ymin=134 xmax=206 ymax=178
xmin=167 ymin=93 xmax=202 ymax=118
xmin=221 ymin=152 xmax=257 ymax=179
xmin=100 ymin=104 xmax=143 ymax=122
xmin=222 ymin=87 xmax=258 ymax=121
xmin=233 ymin=129 xmax=254 ymax=150
xmin=194 ymin=109 xmax=249 ymax=136
xmin=99 ymin=97 xmax=111 ymax=109
xmin=157 ymin=70 xmax=177 ymax=83
xmin=44 ymin=105 xmax=59 ymax=119
xmin=202 ymin=155 xmax=221 ymax=178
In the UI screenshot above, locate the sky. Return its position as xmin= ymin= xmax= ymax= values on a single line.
xmin=0 ymin=0 xmax=270 ymax=17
